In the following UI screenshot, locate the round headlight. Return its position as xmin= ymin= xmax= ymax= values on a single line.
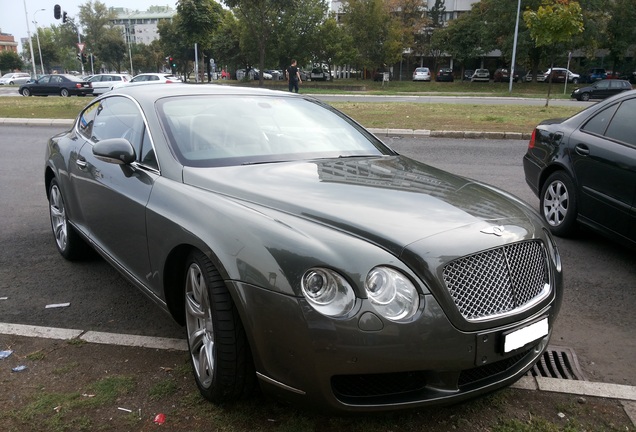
xmin=301 ymin=268 xmax=355 ymax=317
xmin=365 ymin=267 xmax=419 ymax=321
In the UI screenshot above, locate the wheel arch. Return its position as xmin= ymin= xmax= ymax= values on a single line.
xmin=537 ymin=163 xmax=577 ymax=200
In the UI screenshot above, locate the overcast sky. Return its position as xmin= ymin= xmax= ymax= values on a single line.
xmin=2 ymin=1 xmax=178 ymax=51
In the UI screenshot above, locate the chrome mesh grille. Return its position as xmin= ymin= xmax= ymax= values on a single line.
xmin=442 ymin=241 xmax=549 ymax=321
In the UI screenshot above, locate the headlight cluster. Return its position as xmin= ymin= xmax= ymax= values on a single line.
xmin=301 ymin=266 xmax=420 ymax=322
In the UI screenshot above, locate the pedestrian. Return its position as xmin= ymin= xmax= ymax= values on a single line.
xmin=286 ymin=59 xmax=302 ymax=93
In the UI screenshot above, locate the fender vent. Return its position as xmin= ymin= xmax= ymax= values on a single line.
xmin=528 ymin=345 xmax=587 ymax=380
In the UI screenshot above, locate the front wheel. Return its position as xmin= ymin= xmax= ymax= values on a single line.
xmin=184 ymin=250 xmax=255 ymax=403
xmin=21 ymin=88 xmax=31 ymax=96
xmin=572 ymin=78 xmax=579 ymax=84
xmin=60 ymin=88 xmax=70 ymax=97
xmin=580 ymin=92 xmax=590 ymax=101
xmin=540 ymin=171 xmax=578 ymax=237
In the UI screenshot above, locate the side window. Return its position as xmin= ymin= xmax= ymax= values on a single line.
xmin=139 ymin=127 xmax=158 ymax=170
xmin=596 ymin=81 xmax=610 ymax=89
xmin=605 ymin=99 xmax=636 ymax=146
xmin=581 ymin=104 xmax=619 ymax=136
xmin=38 ymin=76 xmax=50 ymax=84
xmin=78 ymin=101 xmax=100 ymax=138
xmin=87 ymin=97 xmax=145 ymax=153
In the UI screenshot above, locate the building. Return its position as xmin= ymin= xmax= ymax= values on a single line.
xmin=110 ymin=6 xmax=177 ymax=45
xmin=0 ymin=31 xmax=19 ymax=53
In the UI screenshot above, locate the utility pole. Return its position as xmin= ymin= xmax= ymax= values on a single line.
xmin=23 ymin=0 xmax=37 ymax=78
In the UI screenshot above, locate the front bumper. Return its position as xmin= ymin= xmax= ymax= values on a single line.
xmin=231 ymin=281 xmax=556 ymax=412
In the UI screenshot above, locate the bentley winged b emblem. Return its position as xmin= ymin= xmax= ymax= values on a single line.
xmin=480 ymin=225 xmax=506 ymax=236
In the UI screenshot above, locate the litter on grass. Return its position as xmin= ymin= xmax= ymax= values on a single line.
xmin=0 ymin=350 xmax=13 ymax=360
xmin=12 ymin=365 xmax=27 ymax=372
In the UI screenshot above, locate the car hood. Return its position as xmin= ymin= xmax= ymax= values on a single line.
xmin=182 ymin=156 xmax=538 ymax=256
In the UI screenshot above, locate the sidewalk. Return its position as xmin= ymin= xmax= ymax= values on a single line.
xmin=1 ymin=322 xmax=634 ymax=431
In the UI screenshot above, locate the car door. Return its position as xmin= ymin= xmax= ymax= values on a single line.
xmin=49 ymin=75 xmax=64 ymax=94
xmin=32 ymin=75 xmax=51 ymax=95
xmin=569 ymin=96 xmax=636 ymax=240
xmin=72 ymin=95 xmax=156 ymax=284
xmin=591 ymin=80 xmax=611 ymax=98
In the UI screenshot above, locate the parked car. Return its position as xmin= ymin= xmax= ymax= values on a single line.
xmin=544 ymin=68 xmax=580 ymax=84
xmin=525 ymin=71 xmax=547 ymax=82
xmin=44 ymin=84 xmax=562 ymax=413
xmin=462 ymin=69 xmax=474 ymax=81
xmin=435 ymin=68 xmax=454 ymax=82
xmin=583 ymin=67 xmax=607 ymax=83
xmin=605 ymin=70 xmax=621 ymax=79
xmin=523 ymin=90 xmax=636 ymax=248
xmin=19 ymin=74 xmax=93 ymax=97
xmin=88 ymin=73 xmax=133 ymax=95
xmin=412 ymin=67 xmax=431 ymax=81
xmin=493 ymin=68 xmax=510 ymax=82
xmin=470 ymin=68 xmax=490 ymax=82
xmin=0 ymin=72 xmax=31 ymax=85
xmin=570 ymin=79 xmax=632 ymax=101
xmin=112 ymin=73 xmax=182 ymax=89
xmin=310 ymin=67 xmax=331 ymax=81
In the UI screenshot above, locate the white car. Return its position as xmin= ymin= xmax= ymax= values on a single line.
xmin=412 ymin=67 xmax=431 ymax=82
xmin=87 ymin=73 xmax=133 ymax=95
xmin=112 ymin=73 xmax=182 ymax=89
xmin=0 ymin=72 xmax=31 ymax=85
xmin=544 ymin=68 xmax=580 ymax=84
xmin=471 ymin=68 xmax=491 ymax=82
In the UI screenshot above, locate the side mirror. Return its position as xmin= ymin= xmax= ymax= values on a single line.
xmin=93 ymin=138 xmax=136 ymax=165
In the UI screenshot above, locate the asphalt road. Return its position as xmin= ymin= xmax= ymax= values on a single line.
xmin=1 ymin=125 xmax=634 ymax=387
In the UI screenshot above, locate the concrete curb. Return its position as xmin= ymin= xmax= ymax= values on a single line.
xmin=1 ymin=118 xmax=531 ymax=140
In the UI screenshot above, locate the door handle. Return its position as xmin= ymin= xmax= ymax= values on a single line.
xmin=574 ymin=144 xmax=590 ymax=156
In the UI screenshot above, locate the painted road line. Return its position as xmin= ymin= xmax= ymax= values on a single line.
xmin=81 ymin=331 xmax=187 ymax=351
xmin=0 ymin=322 xmax=83 ymax=340
xmin=536 ymin=376 xmax=636 ymax=401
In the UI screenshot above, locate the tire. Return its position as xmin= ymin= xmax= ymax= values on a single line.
xmin=540 ymin=171 xmax=578 ymax=237
xmin=21 ymin=88 xmax=31 ymax=96
xmin=184 ymin=250 xmax=255 ymax=403
xmin=60 ymin=88 xmax=70 ymax=97
xmin=48 ymin=179 xmax=90 ymax=260
xmin=572 ymin=78 xmax=579 ymax=84
xmin=580 ymin=92 xmax=590 ymax=101
xmin=9 ymin=81 xmax=14 ymax=85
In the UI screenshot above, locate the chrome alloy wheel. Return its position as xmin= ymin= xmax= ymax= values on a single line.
xmin=543 ymin=180 xmax=569 ymax=227
xmin=185 ymin=262 xmax=215 ymax=389
xmin=49 ymin=183 xmax=68 ymax=252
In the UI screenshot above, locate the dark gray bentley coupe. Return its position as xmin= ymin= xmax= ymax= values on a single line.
xmin=44 ymin=84 xmax=562 ymax=412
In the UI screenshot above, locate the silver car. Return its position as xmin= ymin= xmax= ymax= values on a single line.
xmin=45 ymin=85 xmax=562 ymax=413
xmin=412 ymin=67 xmax=431 ymax=81
xmin=0 ymin=72 xmax=31 ymax=85
xmin=87 ymin=73 xmax=133 ymax=95
xmin=471 ymin=69 xmax=491 ymax=82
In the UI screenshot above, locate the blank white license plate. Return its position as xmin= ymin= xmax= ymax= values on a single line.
xmin=504 ymin=317 xmax=549 ymax=353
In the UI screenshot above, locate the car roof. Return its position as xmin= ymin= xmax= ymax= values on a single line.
xmin=106 ymin=82 xmax=304 ymax=103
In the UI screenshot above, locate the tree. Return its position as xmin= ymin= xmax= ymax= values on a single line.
xmin=524 ymin=0 xmax=584 ymax=106
xmin=310 ymin=16 xmax=356 ymax=77
xmin=0 ymin=51 xmax=23 ymax=73
xmin=223 ymin=0 xmax=288 ymax=86
xmin=605 ymin=0 xmax=636 ymax=72
xmin=177 ymin=0 xmax=224 ymax=81
xmin=78 ymin=0 xmax=118 ymax=56
xmin=341 ymin=0 xmax=404 ymax=77
xmin=387 ymin=0 xmax=429 ymax=79
xmin=96 ymin=28 xmax=127 ymax=73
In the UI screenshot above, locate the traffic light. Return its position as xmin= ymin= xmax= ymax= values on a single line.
xmin=63 ymin=12 xmax=68 ymax=23
xmin=77 ymin=53 xmax=82 ymax=61
xmin=169 ymin=57 xmax=176 ymax=68
xmin=54 ymin=4 xmax=61 ymax=19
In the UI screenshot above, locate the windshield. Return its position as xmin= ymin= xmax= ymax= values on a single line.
xmin=157 ymin=95 xmax=393 ymax=167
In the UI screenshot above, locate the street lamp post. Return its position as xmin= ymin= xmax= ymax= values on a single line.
xmin=22 ymin=0 xmax=37 ymax=78
xmin=33 ymin=8 xmax=46 ymax=75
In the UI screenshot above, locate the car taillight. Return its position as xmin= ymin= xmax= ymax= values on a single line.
xmin=166 ymin=80 xmax=174 ymax=83
xmin=76 ymin=83 xmax=82 ymax=88
xmin=528 ymin=128 xmax=537 ymax=149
